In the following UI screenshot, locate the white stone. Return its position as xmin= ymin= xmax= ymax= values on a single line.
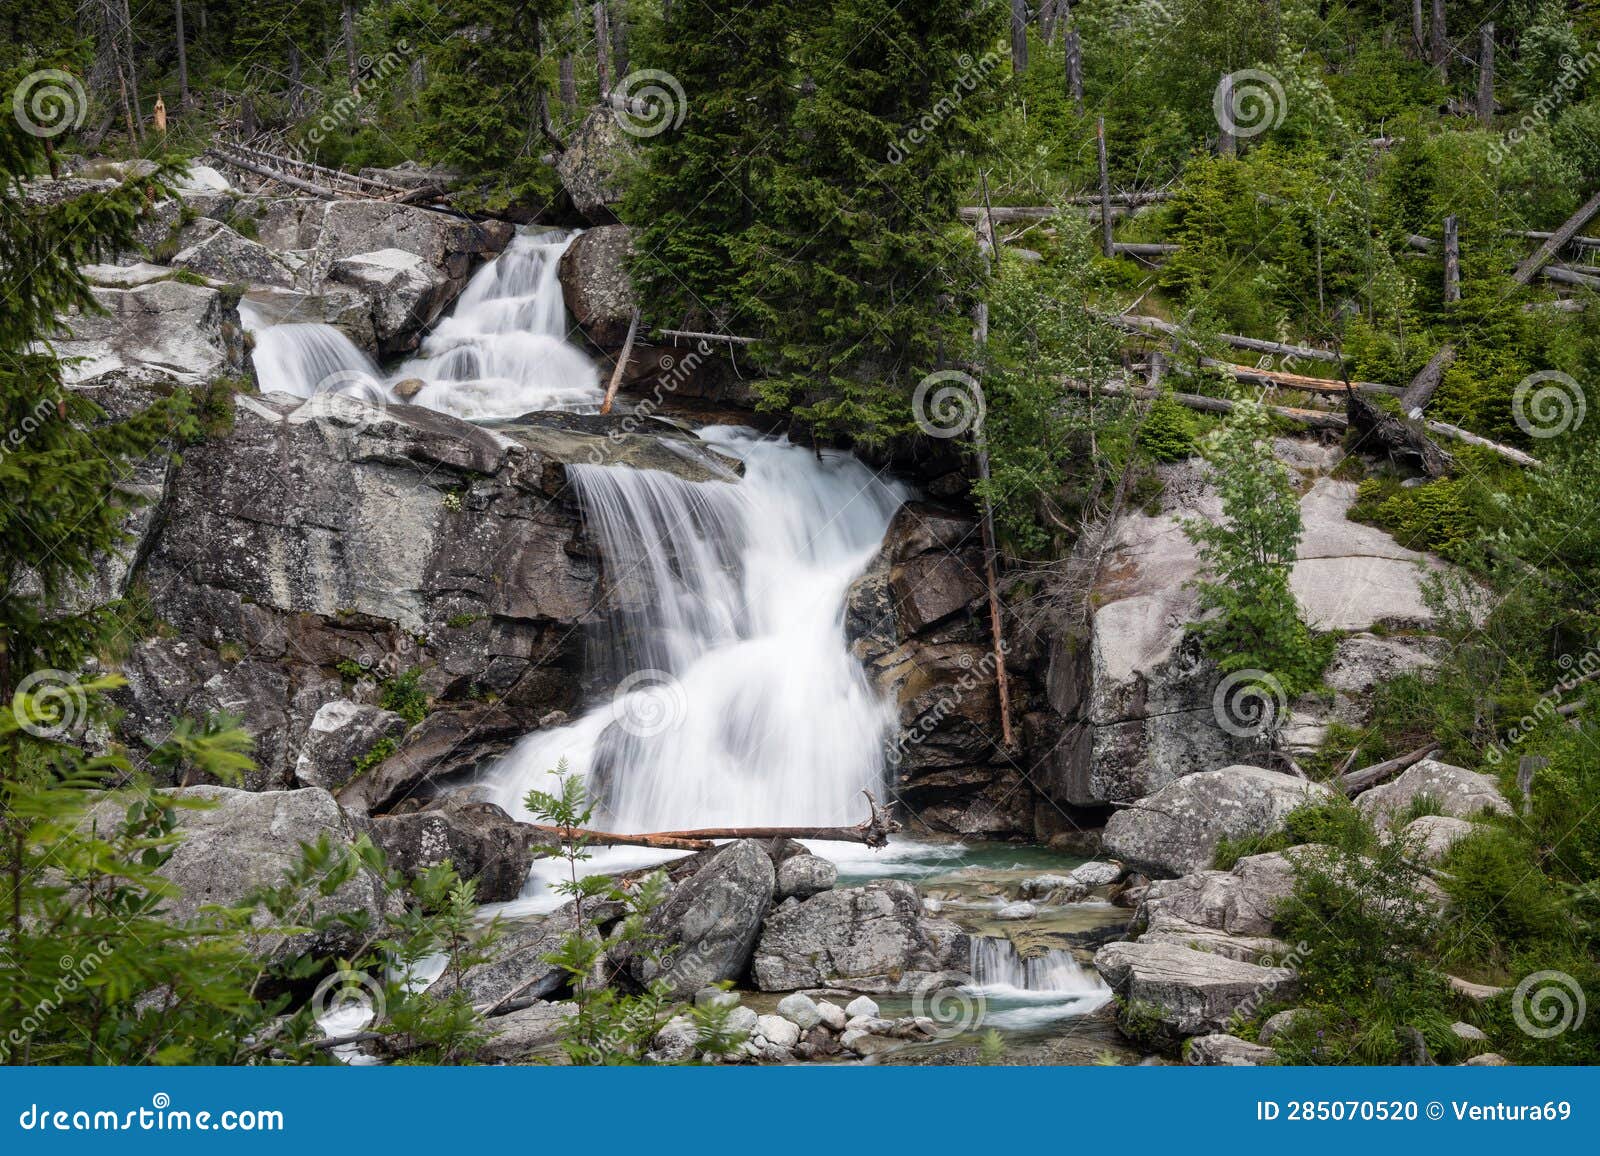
xmin=775 ymin=992 xmax=822 ymax=1029
xmin=815 ymin=1000 xmax=847 ymax=1032
xmin=844 ymin=995 xmax=880 ymax=1019
xmin=755 ymin=1014 xmax=800 ymax=1050
xmin=996 ymin=901 xmax=1038 ymax=920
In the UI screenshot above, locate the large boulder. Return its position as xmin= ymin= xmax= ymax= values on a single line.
xmin=294 ymin=700 xmax=410 ymax=791
xmin=558 ymin=225 xmax=635 ymax=349
xmin=1038 ymin=454 xmax=1450 ymax=806
xmin=88 ymin=785 xmax=395 ymax=961
xmin=1356 ymin=759 xmax=1511 ymax=829
xmin=1139 ymin=851 xmax=1298 ymax=941
xmin=475 ymin=1001 xmax=575 ymax=1063
xmin=328 ymin=248 xmax=455 ymax=356
xmin=1402 ymin=814 xmax=1477 ymax=864
xmin=1102 ymin=765 xmax=1338 ymax=877
xmin=52 ymin=279 xmax=243 ymax=385
xmin=427 ymin=900 xmax=622 ymax=1008
xmin=1094 ymin=940 xmax=1298 ymax=1037
xmin=752 ymin=880 xmax=969 ymax=993
xmin=555 ymin=109 xmax=635 ymax=222
xmin=171 ymin=220 xmax=298 ymax=287
xmin=368 ymin=800 xmax=536 ymax=902
xmin=624 ymin=840 xmax=776 ymax=996
xmin=1282 ymin=632 xmax=1443 ymax=753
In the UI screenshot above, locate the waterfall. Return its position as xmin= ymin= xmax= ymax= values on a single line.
xmin=392 ymin=230 xmax=601 ymax=420
xmin=481 ymin=428 xmax=908 ymax=903
xmin=969 ymin=938 xmax=1106 ymax=997
xmin=244 ymin=229 xmax=600 ymax=419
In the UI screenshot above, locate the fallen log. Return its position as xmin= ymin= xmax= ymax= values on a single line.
xmin=1064 ymin=377 xmax=1350 ymax=430
xmin=1104 ymin=312 xmax=1343 ymax=363
xmin=1421 ymin=418 xmax=1540 ymax=466
xmin=1340 ymin=742 xmax=1440 ymax=797
xmin=653 ymin=328 xmax=758 ymax=345
xmin=1507 ymin=229 xmax=1600 ymax=250
xmin=1396 ymin=343 xmax=1456 ymax=418
xmin=1514 ymin=188 xmax=1600 ymax=286
xmin=207 ymin=148 xmax=337 ymax=198
xmin=1348 ymin=391 xmax=1454 ymax=477
xmin=1112 ymin=241 xmax=1180 ymax=257
xmin=519 ymin=791 xmax=902 ymax=852
xmin=1539 ymin=264 xmax=1600 ymax=289
xmin=1200 ymin=357 xmax=1400 ymax=396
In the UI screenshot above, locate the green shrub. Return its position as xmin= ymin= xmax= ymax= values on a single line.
xmin=379 ymin=668 xmax=429 ymax=725
xmin=1138 ymin=390 xmax=1198 ymax=462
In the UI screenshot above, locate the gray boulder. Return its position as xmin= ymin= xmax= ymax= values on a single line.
xmin=1402 ymin=814 xmax=1477 ymax=864
xmin=1103 ymin=765 xmax=1338 ymax=877
xmin=428 ymin=900 xmax=621 ymax=1008
xmin=477 ymin=1001 xmax=575 ymax=1063
xmin=1094 ymin=940 xmax=1298 ymax=1037
xmin=752 ymin=880 xmax=969 ymax=993
xmin=1356 ymin=759 xmax=1511 ymax=828
xmin=557 ymin=225 xmax=635 ymax=348
xmin=626 ymin=839 xmax=776 ymax=996
xmin=171 ymin=220 xmax=297 ymax=287
xmin=775 ymin=993 xmax=823 ymax=1030
xmin=368 ymin=800 xmax=536 ymax=903
xmin=53 ymin=279 xmax=242 ymax=385
xmin=1139 ymin=851 xmax=1299 ymax=942
xmin=328 ymin=248 xmax=454 ymax=356
xmin=1185 ymin=1033 xmax=1279 ymax=1065
xmin=775 ymin=853 xmax=838 ymax=900
xmin=89 ymin=785 xmax=394 ymax=961
xmin=294 ymin=700 xmax=410 ymax=791
xmin=555 ymin=109 xmax=635 ymax=222
xmin=1258 ymin=1008 xmax=1308 ymax=1044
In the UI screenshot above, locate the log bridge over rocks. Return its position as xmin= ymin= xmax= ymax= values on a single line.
xmin=206 ymin=139 xmax=450 ymax=205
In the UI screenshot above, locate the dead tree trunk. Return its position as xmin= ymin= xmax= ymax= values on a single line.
xmin=1397 ymin=343 xmax=1456 ymax=418
xmin=1443 ymin=215 xmax=1460 ymax=304
xmin=1513 ymin=188 xmax=1600 ymax=286
xmin=560 ymin=56 xmax=577 ymax=108
xmin=1096 ymin=117 xmax=1114 ymax=257
xmin=1477 ymin=23 xmax=1495 ymax=122
xmin=1065 ymin=27 xmax=1084 ymax=115
xmin=519 ymin=792 xmax=902 ymax=852
xmin=1341 ymin=743 xmax=1440 ymax=796
xmin=599 ymin=308 xmax=640 ymax=414
xmin=1429 ymin=0 xmax=1448 ymax=81
xmin=1011 ymin=0 xmax=1029 ymax=74
xmin=593 ymin=2 xmax=613 ymax=99
xmin=1218 ymin=72 xmax=1236 ymax=157
xmin=175 ymin=0 xmax=189 ymax=106
xmin=611 ymin=2 xmax=629 ymax=77
xmin=343 ymin=2 xmax=359 ymax=86
xmin=1040 ymin=0 xmax=1060 ymax=43
xmin=1411 ymin=0 xmax=1425 ymax=56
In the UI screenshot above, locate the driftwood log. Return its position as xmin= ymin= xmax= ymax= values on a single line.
xmin=519 ymin=791 xmax=902 ymax=853
xmin=1340 ymin=742 xmax=1441 ymax=797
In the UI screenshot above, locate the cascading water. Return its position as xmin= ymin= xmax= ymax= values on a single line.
xmin=392 ymin=230 xmax=601 ymax=420
xmin=967 ymin=938 xmax=1111 ymax=1028
xmin=480 ymin=428 xmax=910 ymax=907
xmin=244 ymin=228 xmax=600 ymax=419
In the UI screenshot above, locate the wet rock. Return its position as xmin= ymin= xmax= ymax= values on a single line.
xmin=996 ymin=901 xmax=1038 ymax=920
xmin=752 ymin=880 xmax=969 ymax=993
xmin=368 ymin=800 xmax=536 ymax=902
xmin=294 ymin=700 xmax=410 ymax=791
xmin=328 ymin=248 xmax=454 ymax=356
xmin=1185 ymin=1033 xmax=1279 ymax=1065
xmin=558 ymin=224 xmax=635 ymax=348
xmin=775 ymin=853 xmax=838 ymax=901
xmin=1102 ymin=765 xmax=1338 ymax=877
xmin=1356 ymin=759 xmax=1511 ymax=829
xmin=626 ymin=839 xmax=775 ymax=997
xmin=1094 ymin=940 xmax=1298 ymax=1038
